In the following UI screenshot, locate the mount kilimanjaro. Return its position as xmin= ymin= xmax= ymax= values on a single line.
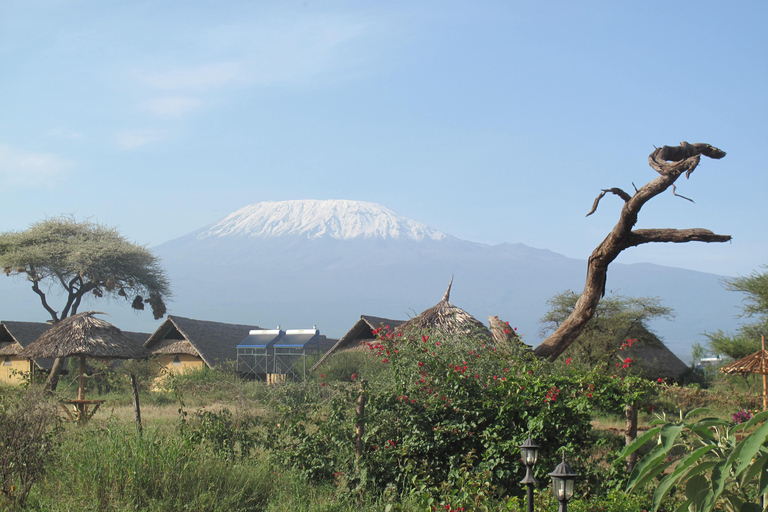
xmin=0 ymin=200 xmax=741 ymax=359
xmin=147 ymin=199 xmax=739 ymax=359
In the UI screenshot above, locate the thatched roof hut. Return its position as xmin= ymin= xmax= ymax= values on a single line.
xmin=310 ymin=315 xmax=405 ymax=372
xmin=144 ymin=315 xmax=262 ymax=369
xmin=19 ymin=311 xmax=151 ymax=402
xmin=396 ymin=278 xmax=491 ymax=339
xmin=0 ymin=321 xmax=56 ymax=370
xmin=19 ymin=312 xmax=150 ymax=360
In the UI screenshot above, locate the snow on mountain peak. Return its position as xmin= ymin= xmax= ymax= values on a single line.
xmin=197 ymin=200 xmax=449 ymax=241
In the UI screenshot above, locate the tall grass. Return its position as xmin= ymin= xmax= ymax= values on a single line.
xmin=27 ymin=423 xmax=273 ymax=512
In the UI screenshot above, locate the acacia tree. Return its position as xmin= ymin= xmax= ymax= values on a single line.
xmin=534 ymin=142 xmax=731 ymax=361
xmin=539 ymin=290 xmax=673 ymax=367
xmin=0 ymin=216 xmax=171 ymax=390
xmin=705 ymin=265 xmax=768 ymax=360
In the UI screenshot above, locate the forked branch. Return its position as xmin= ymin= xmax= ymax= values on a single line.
xmin=533 ymin=142 xmax=731 ymax=361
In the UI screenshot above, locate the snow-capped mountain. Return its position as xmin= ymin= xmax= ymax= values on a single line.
xmin=196 ymin=200 xmax=450 ymax=241
xmin=0 ymin=200 xmax=742 ymax=360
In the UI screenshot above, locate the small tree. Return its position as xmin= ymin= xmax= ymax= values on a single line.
xmin=534 ymin=142 xmax=731 ymax=361
xmin=705 ymin=265 xmax=768 ymax=360
xmin=0 ymin=216 xmax=171 ymax=390
xmin=539 ymin=291 xmax=673 ymax=367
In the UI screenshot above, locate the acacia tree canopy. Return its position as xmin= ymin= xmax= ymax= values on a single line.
xmin=705 ymin=265 xmax=768 ymax=360
xmin=539 ymin=291 xmax=673 ymax=367
xmin=0 ymin=216 xmax=170 ymax=322
xmin=0 ymin=216 xmax=171 ymax=390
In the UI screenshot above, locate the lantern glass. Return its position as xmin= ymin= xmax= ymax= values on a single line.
xmin=521 ymin=446 xmax=537 ymax=465
xmin=552 ymin=478 xmax=575 ymax=500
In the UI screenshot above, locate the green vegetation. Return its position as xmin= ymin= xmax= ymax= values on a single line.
xmin=0 ymin=216 xmax=171 ymax=391
xmin=705 ymin=266 xmax=768 ymax=361
xmin=540 ymin=291 xmax=673 ymax=369
xmin=5 ymin=272 xmax=768 ymax=511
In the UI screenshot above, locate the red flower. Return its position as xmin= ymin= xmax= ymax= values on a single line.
xmin=351 ymin=373 xmax=356 ymax=381
xmin=422 ymin=335 xmax=429 ymax=343
xmin=565 ymin=358 xmax=572 ymax=365
xmin=321 ymin=382 xmax=325 ymax=387
xmin=382 ymin=358 xmax=389 ymax=363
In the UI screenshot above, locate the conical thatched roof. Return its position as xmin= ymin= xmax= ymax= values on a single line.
xmin=397 ymin=278 xmax=491 ymax=338
xmin=18 ymin=311 xmax=150 ymax=360
xmin=719 ymin=350 xmax=768 ymax=375
xmin=622 ymin=342 xmax=689 ymax=381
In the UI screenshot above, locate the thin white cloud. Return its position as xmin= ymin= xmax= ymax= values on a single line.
xmin=0 ymin=143 xmax=73 ymax=188
xmin=141 ymin=96 xmax=202 ymax=118
xmin=133 ymin=13 xmax=371 ymax=94
xmin=116 ymin=130 xmax=162 ymax=150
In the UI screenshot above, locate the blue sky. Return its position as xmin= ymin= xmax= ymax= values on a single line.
xmin=1 ymin=0 xmax=766 ymax=278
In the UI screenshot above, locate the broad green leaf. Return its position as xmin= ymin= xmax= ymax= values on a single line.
xmin=660 ymin=424 xmax=685 ymax=452
xmin=685 ymin=473 xmax=712 ymax=509
xmin=626 ymin=445 xmax=667 ymax=490
xmin=707 ymin=459 xmax=730 ymax=507
xmin=633 ymin=459 xmax=673 ymax=492
xmin=730 ymin=420 xmax=768 ymax=478
xmin=685 ymin=408 xmax=711 ymax=420
xmin=618 ymin=425 xmax=663 ymax=460
xmin=759 ymin=458 xmax=768 ymax=496
xmin=672 ymin=498 xmax=692 ymax=512
xmin=652 ymin=445 xmax=718 ymax=511
xmin=740 ymin=451 xmax=768 ymax=487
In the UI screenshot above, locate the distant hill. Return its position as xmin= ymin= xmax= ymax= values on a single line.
xmin=0 ymin=200 xmax=742 ymax=360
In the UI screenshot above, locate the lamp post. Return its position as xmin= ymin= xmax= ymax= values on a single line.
xmin=548 ymin=454 xmax=579 ymax=512
xmin=519 ymin=436 xmax=539 ymax=512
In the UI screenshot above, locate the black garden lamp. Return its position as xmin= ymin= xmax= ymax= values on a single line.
xmin=548 ymin=454 xmax=579 ymax=512
xmin=519 ymin=436 xmax=539 ymax=512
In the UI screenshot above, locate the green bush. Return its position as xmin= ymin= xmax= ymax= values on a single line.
xmin=270 ymin=327 xmax=654 ymax=502
xmin=0 ymin=388 xmax=61 ymax=508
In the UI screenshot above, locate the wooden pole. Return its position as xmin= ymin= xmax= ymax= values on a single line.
xmin=78 ymin=355 xmax=86 ymax=400
xmin=130 ymin=373 xmax=143 ymax=435
xmin=355 ymin=379 xmax=366 ymax=460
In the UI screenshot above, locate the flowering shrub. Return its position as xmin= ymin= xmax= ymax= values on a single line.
xmin=267 ymin=325 xmax=664 ymax=505
xmin=732 ymin=408 xmax=752 ymax=424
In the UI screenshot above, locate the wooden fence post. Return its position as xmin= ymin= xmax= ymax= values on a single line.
xmin=355 ymin=378 xmax=366 ymax=460
xmin=130 ymin=373 xmax=142 ymax=435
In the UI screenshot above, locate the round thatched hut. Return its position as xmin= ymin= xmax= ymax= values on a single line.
xmin=19 ymin=311 xmax=150 ymax=402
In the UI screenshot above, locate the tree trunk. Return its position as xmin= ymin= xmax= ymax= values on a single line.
xmin=44 ymin=357 xmax=66 ymax=392
xmin=625 ymin=402 xmax=639 ymax=473
xmin=534 ymin=142 xmax=730 ymax=361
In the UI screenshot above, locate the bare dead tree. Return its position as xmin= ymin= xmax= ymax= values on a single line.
xmin=533 ymin=142 xmax=731 ymax=361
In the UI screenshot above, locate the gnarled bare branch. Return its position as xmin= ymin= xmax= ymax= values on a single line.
xmin=534 ymin=142 xmax=730 ymax=361
xmin=586 ymin=188 xmax=632 ymax=217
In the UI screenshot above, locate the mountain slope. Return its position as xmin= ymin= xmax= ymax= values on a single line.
xmin=148 ymin=200 xmax=740 ymax=360
xmin=0 ymin=200 xmax=741 ymax=361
